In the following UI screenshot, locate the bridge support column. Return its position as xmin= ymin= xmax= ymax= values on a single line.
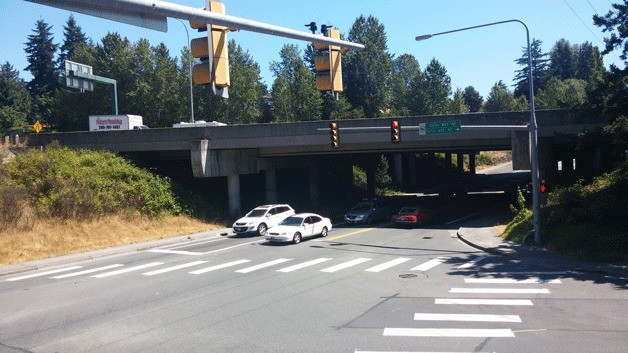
xmin=366 ymin=162 xmax=376 ymax=197
xmin=469 ymin=153 xmax=476 ymax=175
xmin=406 ymin=153 xmax=417 ymax=191
xmin=393 ymin=153 xmax=403 ymax=189
xmin=538 ymin=138 xmax=558 ymax=188
xmin=227 ymin=174 xmax=241 ymax=218
xmin=265 ymin=168 xmax=277 ymax=204
xmin=309 ymin=165 xmax=320 ymax=208
xmin=457 ymin=153 xmax=464 ymax=172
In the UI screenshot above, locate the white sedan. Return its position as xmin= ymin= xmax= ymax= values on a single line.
xmin=266 ymin=213 xmax=332 ymax=244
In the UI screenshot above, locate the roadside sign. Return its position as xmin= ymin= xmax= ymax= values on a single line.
xmin=65 ymin=60 xmax=94 ymax=92
xmin=419 ymin=120 xmax=462 ymax=135
xmin=33 ymin=120 xmax=43 ymax=133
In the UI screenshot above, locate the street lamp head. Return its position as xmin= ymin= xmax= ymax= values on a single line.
xmin=415 ymin=34 xmax=433 ymax=41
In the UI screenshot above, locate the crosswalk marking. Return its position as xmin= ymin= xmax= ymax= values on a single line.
xmin=411 ymin=257 xmax=449 ymax=271
xmin=147 ymin=249 xmax=203 ymax=256
xmin=477 ymin=271 xmax=567 ymax=276
xmin=457 ymin=256 xmax=487 ymax=269
xmin=435 ymin=298 xmax=533 ymax=306
xmin=235 ymin=258 xmax=292 ymax=273
xmin=189 ymin=259 xmax=250 ymax=274
xmin=321 ymin=258 xmax=372 ymax=273
xmin=450 ymin=288 xmax=550 ymax=294
xmin=464 ymin=278 xmax=562 ymax=284
xmin=364 ymin=257 xmax=412 ymax=272
xmin=92 ymin=262 xmax=163 ymax=278
xmin=414 ymin=313 xmax=522 ymax=322
xmin=276 ymin=258 xmax=332 ymax=273
xmin=383 ymin=328 xmax=515 ymax=337
xmin=6 ymin=266 xmax=83 ymax=281
xmin=52 ymin=264 xmax=124 ymax=279
xmin=142 ymin=261 xmax=208 ymax=276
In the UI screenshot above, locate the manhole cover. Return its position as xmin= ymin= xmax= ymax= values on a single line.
xmin=398 ymin=274 xmax=418 ymax=279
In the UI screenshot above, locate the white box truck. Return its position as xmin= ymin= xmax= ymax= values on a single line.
xmin=89 ymin=115 xmax=144 ymax=131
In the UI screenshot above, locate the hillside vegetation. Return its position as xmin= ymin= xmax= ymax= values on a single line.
xmin=503 ymin=161 xmax=627 ymax=262
xmin=0 ymin=145 xmax=219 ymax=264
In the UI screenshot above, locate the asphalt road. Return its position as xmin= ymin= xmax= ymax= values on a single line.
xmin=1 ymin=211 xmax=626 ymax=353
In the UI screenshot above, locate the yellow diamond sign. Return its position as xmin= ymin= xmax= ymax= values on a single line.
xmin=33 ymin=121 xmax=43 ymax=133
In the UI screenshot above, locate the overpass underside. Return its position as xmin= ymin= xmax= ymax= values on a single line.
xmin=27 ymin=109 xmax=613 ymax=218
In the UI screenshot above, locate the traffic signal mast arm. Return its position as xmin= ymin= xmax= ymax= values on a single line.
xmin=26 ymin=0 xmax=365 ymax=51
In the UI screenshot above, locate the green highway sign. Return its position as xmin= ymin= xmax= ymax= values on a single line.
xmin=419 ymin=120 xmax=462 ymax=135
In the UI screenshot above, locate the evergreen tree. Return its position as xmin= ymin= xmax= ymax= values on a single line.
xmin=224 ymin=40 xmax=266 ymax=124
xmin=0 ymin=62 xmax=31 ymax=130
xmin=574 ymin=42 xmax=605 ymax=92
xmin=548 ymin=39 xmax=576 ymax=80
xmin=421 ymin=58 xmax=452 ymax=115
xmin=24 ymin=19 xmax=59 ymax=123
xmin=536 ymin=78 xmax=587 ymax=109
xmin=390 ymin=54 xmax=420 ymax=116
xmin=593 ymin=0 xmax=628 ymax=66
xmin=450 ymin=88 xmax=469 ymax=114
xmin=344 ymin=15 xmax=393 ymax=119
xmin=57 ymin=15 xmax=88 ymax=71
xmin=484 ymin=81 xmax=522 ymax=112
xmin=513 ymin=38 xmax=549 ymax=99
xmin=462 ymin=86 xmax=483 ymax=112
xmin=270 ymin=44 xmax=322 ymax=122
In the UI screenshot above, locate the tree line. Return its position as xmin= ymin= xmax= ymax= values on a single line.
xmin=1 ymin=5 xmax=626 ymax=132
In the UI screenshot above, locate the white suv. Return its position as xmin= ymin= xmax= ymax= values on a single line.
xmin=232 ymin=204 xmax=295 ymax=236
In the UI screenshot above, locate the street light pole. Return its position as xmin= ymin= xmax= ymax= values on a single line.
xmin=416 ymin=19 xmax=542 ymax=243
xmin=176 ymin=19 xmax=195 ymax=123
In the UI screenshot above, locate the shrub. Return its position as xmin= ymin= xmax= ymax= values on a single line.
xmin=7 ymin=146 xmax=182 ymax=219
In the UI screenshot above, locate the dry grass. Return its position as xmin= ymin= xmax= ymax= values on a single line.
xmin=0 ymin=215 xmax=224 ymax=265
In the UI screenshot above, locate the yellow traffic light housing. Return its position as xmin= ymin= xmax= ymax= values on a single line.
xmin=330 ymin=122 xmax=339 ymax=149
xmin=313 ymin=28 xmax=343 ymax=93
xmin=189 ymin=0 xmax=230 ymax=97
xmin=391 ymin=120 xmax=400 ymax=142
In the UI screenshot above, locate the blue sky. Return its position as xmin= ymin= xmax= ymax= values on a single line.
xmin=1 ymin=0 xmax=624 ymax=98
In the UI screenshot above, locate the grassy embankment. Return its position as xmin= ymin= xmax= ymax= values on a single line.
xmin=0 ymin=145 xmax=222 ymax=265
xmin=502 ymin=161 xmax=627 ymax=263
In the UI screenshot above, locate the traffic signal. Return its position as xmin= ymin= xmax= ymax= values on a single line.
xmin=189 ymin=0 xmax=230 ymax=97
xmin=330 ymin=122 xmax=339 ymax=149
xmin=391 ymin=120 xmax=400 ymax=142
xmin=313 ymin=28 xmax=343 ymax=93
xmin=539 ymin=180 xmax=547 ymax=193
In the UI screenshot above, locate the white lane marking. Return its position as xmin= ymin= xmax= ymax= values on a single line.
xmin=142 ymin=261 xmax=209 ymax=276
xmin=165 ymin=236 xmax=226 ymax=250
xmin=364 ymin=257 xmax=412 ymax=273
xmin=411 ymin=257 xmax=449 ymax=271
xmin=450 ymin=288 xmax=550 ymax=294
xmin=477 ymin=271 xmax=567 ymax=276
xmin=465 ymin=278 xmax=561 ymax=284
xmin=457 ymin=256 xmax=487 ymax=269
xmin=203 ymin=239 xmax=265 ymax=254
xmin=146 ymin=249 xmax=203 ymax=256
xmin=235 ymin=258 xmax=292 ymax=273
xmin=355 ymin=351 xmax=490 ymax=353
xmin=321 ymin=258 xmax=372 ymax=273
xmin=414 ymin=313 xmax=522 ymax=322
xmin=189 ymin=259 xmax=250 ymax=274
xmin=435 ymin=298 xmax=533 ymax=306
xmin=277 ymin=258 xmax=332 ymax=273
xmin=383 ymin=328 xmax=515 ymax=337
xmin=52 ymin=264 xmax=124 ymax=279
xmin=92 ymin=262 xmax=163 ymax=278
xmin=6 ymin=266 xmax=83 ymax=281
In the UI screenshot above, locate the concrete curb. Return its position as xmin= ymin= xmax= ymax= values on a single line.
xmin=0 ymin=227 xmax=233 ymax=277
xmin=457 ymin=228 xmax=628 ymax=279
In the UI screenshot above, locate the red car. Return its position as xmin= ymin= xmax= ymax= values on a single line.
xmin=391 ymin=206 xmax=435 ymax=227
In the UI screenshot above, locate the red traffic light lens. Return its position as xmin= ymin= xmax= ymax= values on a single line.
xmin=391 ymin=121 xmax=398 ymax=128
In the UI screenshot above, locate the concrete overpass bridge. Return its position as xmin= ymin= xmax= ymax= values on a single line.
xmin=28 ymin=109 xmax=611 ymax=217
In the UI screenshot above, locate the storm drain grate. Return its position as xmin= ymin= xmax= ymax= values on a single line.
xmin=398 ymin=274 xmax=418 ymax=279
